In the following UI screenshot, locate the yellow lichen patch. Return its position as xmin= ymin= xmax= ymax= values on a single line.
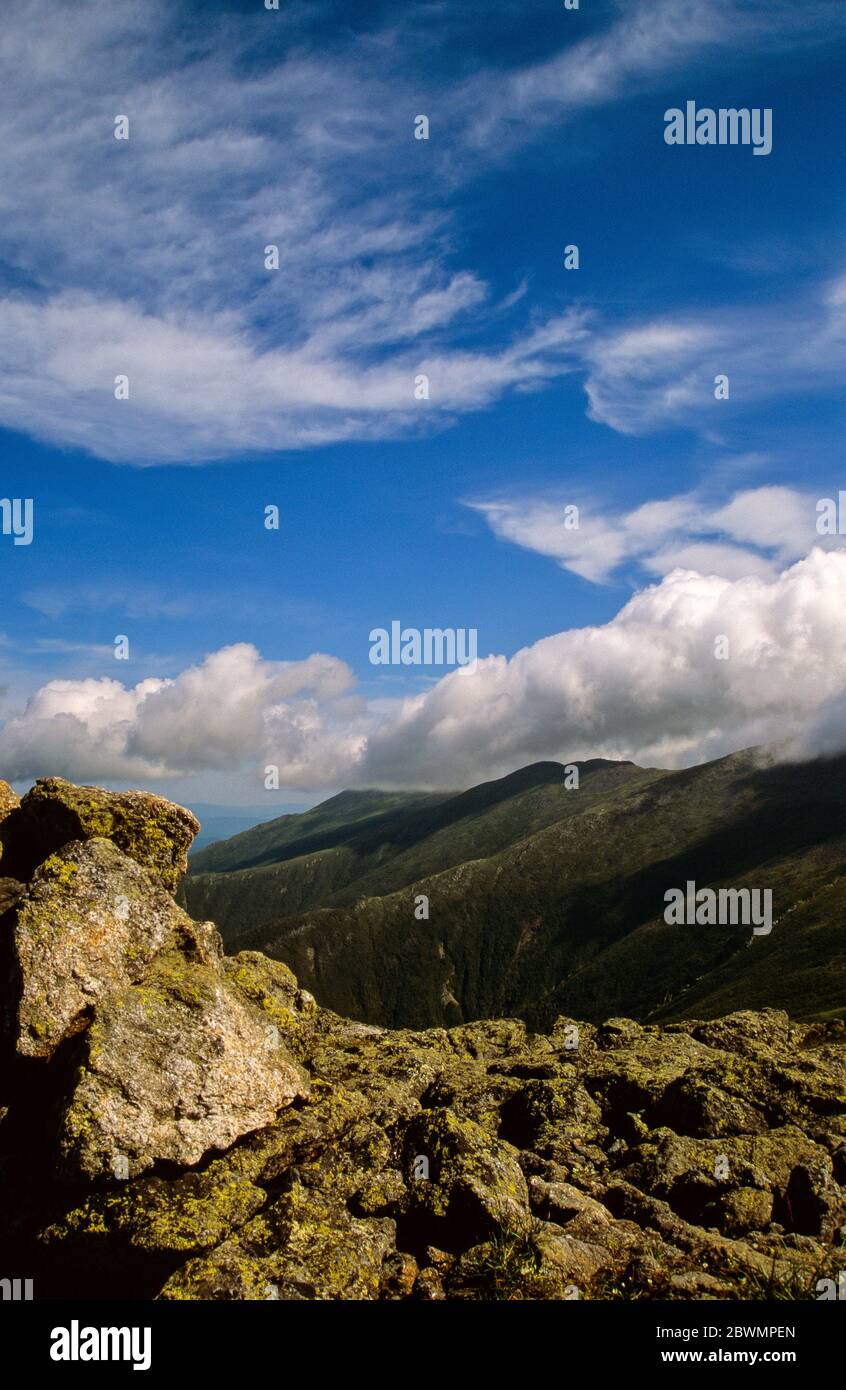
xmin=40 ymin=856 xmax=80 ymax=887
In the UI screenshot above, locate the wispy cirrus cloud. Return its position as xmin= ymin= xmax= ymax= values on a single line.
xmin=456 ymin=0 xmax=846 ymax=151
xmin=0 ymin=0 xmax=839 ymax=463
xmin=22 ymin=582 xmax=328 ymax=630
xmin=0 ymin=0 xmax=584 ymax=462
xmin=22 ymin=582 xmax=202 ymax=623
xmin=582 ymin=276 xmax=846 ymax=436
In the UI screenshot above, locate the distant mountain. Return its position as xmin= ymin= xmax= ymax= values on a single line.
xmin=187 ymin=803 xmax=306 ymax=851
xmin=181 ymin=749 xmax=846 ymax=1032
xmin=188 ymin=787 xmax=452 ymax=873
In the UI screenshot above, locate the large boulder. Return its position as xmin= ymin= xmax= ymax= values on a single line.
xmin=0 ymin=778 xmax=198 ymax=892
xmin=14 ymin=839 xmax=217 ymax=1059
xmin=58 ymin=950 xmax=309 ymax=1181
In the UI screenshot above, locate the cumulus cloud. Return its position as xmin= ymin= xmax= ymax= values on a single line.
xmin=0 ymin=644 xmax=366 ymax=787
xmin=6 ymin=550 xmax=846 ymax=790
xmin=362 ymin=548 xmax=846 ymax=785
xmin=468 ymin=485 xmax=822 ymax=584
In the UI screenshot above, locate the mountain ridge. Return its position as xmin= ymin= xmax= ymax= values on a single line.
xmin=182 ymin=746 xmax=846 ymax=1031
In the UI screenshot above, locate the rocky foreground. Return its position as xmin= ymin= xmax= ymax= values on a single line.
xmin=0 ymin=778 xmax=844 ymax=1300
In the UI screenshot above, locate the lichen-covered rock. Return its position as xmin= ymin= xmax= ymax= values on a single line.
xmin=400 ymin=1109 xmax=530 ymax=1245
xmin=7 ymin=981 xmax=845 ymax=1300
xmin=707 ymin=1185 xmax=774 ymax=1237
xmin=44 ymin=1165 xmax=267 ymax=1257
xmin=0 ymin=776 xmax=843 ymax=1301
xmin=687 ymin=1009 xmax=793 ymax=1059
xmin=0 ymin=777 xmax=198 ymax=892
xmin=500 ymin=1077 xmax=606 ymax=1156
xmin=14 ymin=839 xmax=217 ymax=1058
xmin=529 ymin=1176 xmax=611 ymax=1226
xmin=0 ymin=780 xmax=19 ymax=822
xmin=0 ymin=876 xmax=24 ymax=918
xmin=222 ymin=951 xmax=306 ymax=1043
xmin=0 ymin=781 xmax=20 ymax=873
xmin=380 ymin=1250 xmax=418 ymax=1298
xmin=159 ymin=1185 xmax=396 ymax=1301
xmin=584 ymin=1028 xmax=715 ymax=1117
xmin=413 ymin=1266 xmax=446 ymax=1299
xmin=603 ymin=1178 xmax=831 ymax=1295
xmin=447 ymin=1217 xmax=619 ymax=1300
xmin=251 ymin=1185 xmax=397 ymax=1300
xmin=156 ymin=1241 xmax=281 ymax=1301
xmin=617 ymin=1124 xmax=837 ymax=1230
xmin=58 ymin=951 xmax=309 ymax=1180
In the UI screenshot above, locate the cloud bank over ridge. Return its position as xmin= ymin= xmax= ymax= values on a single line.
xmin=4 ymin=546 xmax=846 ymax=790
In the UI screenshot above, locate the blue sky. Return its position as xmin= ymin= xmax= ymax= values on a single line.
xmin=2 ymin=0 xmax=846 ymax=806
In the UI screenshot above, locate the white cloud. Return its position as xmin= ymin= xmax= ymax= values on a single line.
xmin=643 ymin=541 xmax=775 ymax=582
xmin=581 ymin=278 xmax=846 ymax=436
xmin=469 ymin=485 xmax=823 ymax=584
xmin=709 ymin=487 xmax=813 ymax=554
xmin=0 ymin=644 xmax=366 ymax=786
xmin=361 ymin=548 xmax=846 ymax=786
xmin=6 ymin=549 xmax=846 ymax=790
xmin=0 ymin=0 xmax=837 ymax=462
xmin=458 ymin=0 xmax=843 ymax=149
xmin=0 ymin=280 xmax=589 ymax=465
xmin=0 ymin=0 xmax=593 ymax=462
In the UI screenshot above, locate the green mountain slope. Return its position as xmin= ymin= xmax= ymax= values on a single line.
xmin=181 ymin=759 xmax=661 ymax=933
xmin=183 ymin=748 xmax=846 ymax=1031
xmin=188 ymin=788 xmax=449 ymax=873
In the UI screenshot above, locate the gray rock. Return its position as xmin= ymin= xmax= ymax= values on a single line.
xmin=14 ymin=838 xmax=219 ymax=1059
xmin=1 ymin=777 xmax=198 ymax=891
xmin=58 ymin=950 xmax=309 ymax=1180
